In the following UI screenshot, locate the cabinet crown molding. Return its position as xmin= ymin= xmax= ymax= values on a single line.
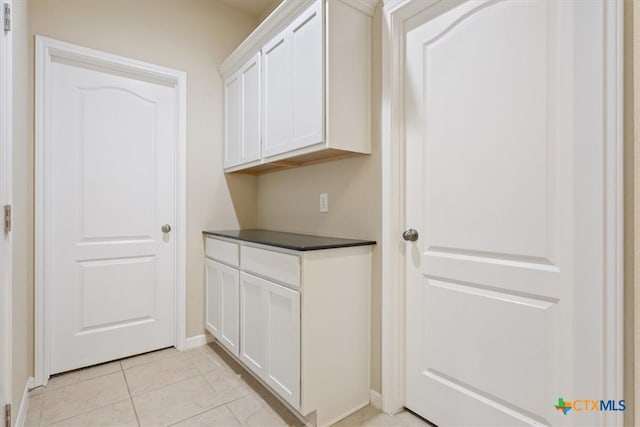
xmin=219 ymin=0 xmax=316 ymax=78
xmin=219 ymin=0 xmax=377 ymax=79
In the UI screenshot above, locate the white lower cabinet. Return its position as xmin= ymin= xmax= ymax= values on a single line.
xmin=240 ymin=272 xmax=300 ymax=408
xmin=204 ymin=258 xmax=239 ymax=357
xmin=204 ymin=235 xmax=371 ymax=427
xmin=238 ymin=272 xmax=267 ymax=376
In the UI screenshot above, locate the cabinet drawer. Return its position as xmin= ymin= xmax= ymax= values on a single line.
xmin=205 ymin=237 xmax=239 ymax=267
xmin=241 ymin=246 xmax=300 ymax=288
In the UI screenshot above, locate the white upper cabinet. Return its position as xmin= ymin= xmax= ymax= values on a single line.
xmin=224 ymin=52 xmax=261 ymax=169
xmin=223 ymin=73 xmax=241 ymax=167
xmin=263 ymin=2 xmax=323 ymax=158
xmin=220 ymin=0 xmax=375 ymax=174
xmin=263 ymin=27 xmax=293 ymax=158
xmin=287 ymin=1 xmax=324 ymax=154
xmin=240 ymin=54 xmax=261 ymax=164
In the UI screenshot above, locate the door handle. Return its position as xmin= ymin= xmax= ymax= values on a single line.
xmin=402 ymin=228 xmax=419 ymax=242
xmin=161 ymin=224 xmax=172 ymax=233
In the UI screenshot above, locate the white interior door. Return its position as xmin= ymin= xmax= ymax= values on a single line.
xmin=48 ymin=48 xmax=177 ymax=375
xmin=404 ymin=1 xmax=619 ymax=426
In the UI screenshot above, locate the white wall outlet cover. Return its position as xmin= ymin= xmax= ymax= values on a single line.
xmin=319 ymin=193 xmax=329 ymax=213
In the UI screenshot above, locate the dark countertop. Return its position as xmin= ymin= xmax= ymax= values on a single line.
xmin=203 ymin=229 xmax=376 ymax=252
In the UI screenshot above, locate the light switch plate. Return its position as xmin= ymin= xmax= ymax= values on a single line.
xmin=319 ymin=193 xmax=329 ymax=213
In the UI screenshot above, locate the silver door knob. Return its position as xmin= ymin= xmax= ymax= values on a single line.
xmin=161 ymin=224 xmax=172 ymax=233
xmin=402 ymin=228 xmax=419 ymax=242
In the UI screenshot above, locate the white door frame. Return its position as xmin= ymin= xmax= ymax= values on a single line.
xmin=380 ymin=0 xmax=624 ymax=419
xmin=34 ymin=36 xmax=187 ymax=386
xmin=0 ymin=0 xmax=12 ymax=409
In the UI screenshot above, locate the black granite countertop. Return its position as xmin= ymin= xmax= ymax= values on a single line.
xmin=203 ymin=229 xmax=376 ymax=251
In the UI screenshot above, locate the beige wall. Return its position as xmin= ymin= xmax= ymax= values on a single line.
xmin=12 ymin=0 xmax=30 ymax=419
xmin=11 ymin=0 xmax=260 ymax=401
xmin=255 ymin=4 xmax=383 ymax=393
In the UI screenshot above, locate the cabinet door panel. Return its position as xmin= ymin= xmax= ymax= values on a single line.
xmin=205 ymin=258 xmax=222 ymax=337
xmin=262 ymin=29 xmax=292 ymax=158
xmin=290 ymin=0 xmax=324 ymax=149
xmin=205 ymin=259 xmax=239 ymax=356
xmin=265 ymin=280 xmax=300 ymax=409
xmin=240 ymin=53 xmax=261 ymax=164
xmin=224 ymin=74 xmax=241 ymax=167
xmin=240 ymin=272 xmax=268 ymax=376
xmin=220 ymin=266 xmax=240 ymax=356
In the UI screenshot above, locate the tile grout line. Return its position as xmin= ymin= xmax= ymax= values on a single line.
xmin=46 ymin=365 xmax=122 ymax=391
xmin=212 ymin=370 xmax=247 ymax=427
xmin=124 ymin=356 xmax=216 ymax=426
xmin=37 ymin=349 xmax=179 ymax=426
xmin=165 ymin=369 xmax=233 ymax=426
xmin=166 ymin=402 xmax=233 ymax=427
xmin=121 ymin=361 xmax=142 ymax=427
xmin=119 ymin=347 xmax=179 ymax=371
xmin=38 ymin=370 xmax=130 ymax=426
xmin=39 ymin=398 xmax=133 ymax=427
xmin=224 ymin=402 xmax=244 ymax=426
xmin=124 ymin=365 xmax=202 ymax=400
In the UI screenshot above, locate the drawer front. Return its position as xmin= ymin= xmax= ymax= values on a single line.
xmin=241 ymin=246 xmax=300 ymax=288
xmin=205 ymin=237 xmax=239 ymax=267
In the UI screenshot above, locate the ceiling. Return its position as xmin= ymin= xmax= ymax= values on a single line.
xmin=219 ymin=0 xmax=282 ymax=18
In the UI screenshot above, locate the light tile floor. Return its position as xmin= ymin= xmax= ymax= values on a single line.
xmin=25 ymin=343 xmax=431 ymax=427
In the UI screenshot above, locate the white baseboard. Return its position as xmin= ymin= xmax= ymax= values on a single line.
xmin=15 ymin=377 xmax=34 ymax=427
xmin=182 ymin=333 xmax=214 ymax=350
xmin=369 ymin=389 xmax=382 ymax=409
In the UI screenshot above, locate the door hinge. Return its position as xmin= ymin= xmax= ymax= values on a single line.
xmin=3 ymin=3 xmax=10 ymax=32
xmin=4 ymin=205 xmax=10 ymax=233
xmin=4 ymin=404 xmax=10 ymax=427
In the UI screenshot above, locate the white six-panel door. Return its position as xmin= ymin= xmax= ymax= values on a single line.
xmin=404 ymin=0 xmax=618 ymax=426
xmin=48 ymin=51 xmax=177 ymax=374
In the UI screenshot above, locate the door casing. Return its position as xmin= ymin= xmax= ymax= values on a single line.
xmin=0 ymin=0 xmax=12 ymax=410
xmin=34 ymin=36 xmax=187 ymax=386
xmin=380 ymin=0 xmax=624 ymax=423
